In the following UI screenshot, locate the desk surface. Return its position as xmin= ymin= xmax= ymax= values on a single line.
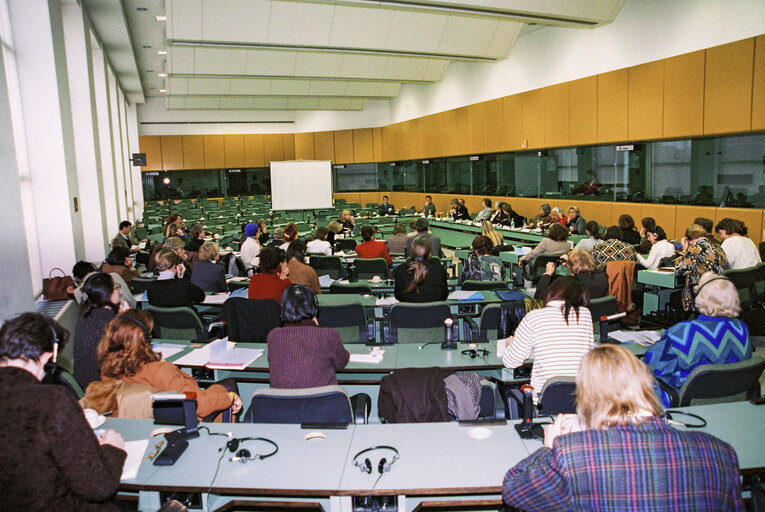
xmin=637 ymin=268 xmax=678 ymax=288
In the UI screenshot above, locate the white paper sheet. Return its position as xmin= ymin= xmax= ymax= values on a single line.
xmin=207 ymin=348 xmax=264 ymax=370
xmin=318 ymin=274 xmax=333 ymax=287
xmin=448 ymin=290 xmax=484 ymax=301
xmin=203 ymin=293 xmax=230 ymax=304
xmin=121 ymin=439 xmax=149 ymax=480
xmin=608 ymin=330 xmax=662 ymax=346
xmin=173 ymin=344 xmax=213 ymax=366
xmin=350 ymin=348 xmax=385 ymax=364
xmin=151 ymin=343 xmax=186 ymax=360
xmin=376 ymin=297 xmax=399 ymax=306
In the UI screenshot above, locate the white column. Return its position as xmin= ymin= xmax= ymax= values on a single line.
xmin=125 ymin=101 xmax=144 ymax=221
xmin=91 ymin=38 xmax=118 ymax=234
xmin=108 ymin=71 xmax=128 ymax=220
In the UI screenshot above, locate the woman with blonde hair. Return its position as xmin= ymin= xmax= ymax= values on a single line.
xmin=392 ymin=236 xmax=447 ymax=303
xmin=481 ymin=220 xmax=503 ymax=247
xmin=533 ymin=248 xmax=608 ymax=300
xmin=190 ymin=242 xmax=227 ymax=292
xmin=339 ymin=210 xmax=355 ymax=232
xmin=645 ymin=272 xmax=752 ymax=406
xmin=503 ymin=345 xmax=744 ymax=511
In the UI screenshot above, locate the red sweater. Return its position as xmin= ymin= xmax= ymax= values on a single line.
xmin=248 ymin=272 xmax=292 ymax=303
xmin=355 ymin=240 xmax=392 ymax=265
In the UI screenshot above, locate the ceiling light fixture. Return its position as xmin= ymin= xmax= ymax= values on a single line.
xmin=158 ymin=73 xmax=167 ymax=77
xmin=159 ymin=89 xmax=167 ymax=93
xmin=158 ymin=50 xmax=167 ymax=55
xmin=155 ymin=15 xmax=167 ymax=21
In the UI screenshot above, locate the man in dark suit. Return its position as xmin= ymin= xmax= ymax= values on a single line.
xmin=378 ymin=195 xmax=395 ymax=216
xmin=405 ymin=218 xmax=443 ymax=258
xmin=110 ymin=221 xmax=139 ymax=252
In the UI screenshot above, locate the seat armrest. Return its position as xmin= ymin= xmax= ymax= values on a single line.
xmin=350 ymin=393 xmax=371 ymax=424
xmin=463 ymin=316 xmax=479 ymax=341
xmin=655 ymin=377 xmax=679 ymax=407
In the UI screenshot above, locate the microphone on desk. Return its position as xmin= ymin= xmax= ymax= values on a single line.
xmin=441 ymin=318 xmax=456 ymax=350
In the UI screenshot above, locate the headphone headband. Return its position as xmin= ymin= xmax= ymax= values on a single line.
xmin=694 ymin=276 xmax=730 ymax=296
xmin=118 ymin=315 xmax=151 ymax=338
xmin=226 ymin=436 xmax=279 ymax=462
xmin=352 ymin=445 xmax=400 ymax=475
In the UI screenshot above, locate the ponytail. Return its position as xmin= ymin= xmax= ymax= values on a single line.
xmin=405 ymin=236 xmax=433 ymax=294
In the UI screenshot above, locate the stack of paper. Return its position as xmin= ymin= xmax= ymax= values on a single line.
xmin=608 ymin=330 xmax=662 ymax=346
xmin=173 ymin=338 xmax=264 ymax=369
xmin=151 ymin=343 xmax=186 ymax=360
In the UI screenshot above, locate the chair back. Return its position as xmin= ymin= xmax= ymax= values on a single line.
xmin=147 ymin=305 xmax=206 ymax=340
xmin=131 ymin=277 xmax=156 ymax=295
xmin=490 ymin=244 xmax=515 ymax=256
xmin=476 ymin=304 xmax=502 ymax=340
xmin=309 ymin=255 xmax=344 ymax=279
xmin=537 ymin=376 xmax=577 ymax=416
xmin=220 ymin=297 xmax=281 ymax=342
xmin=388 ymin=302 xmax=451 ymax=343
xmin=588 ymin=295 xmax=617 ymax=341
xmin=722 ymin=267 xmax=756 ymax=307
xmin=335 ymin=238 xmax=357 ymax=253
xmin=243 ymin=385 xmax=353 ymax=424
xmin=355 ymin=258 xmax=390 ymax=279
xmin=678 ymin=356 xmax=765 ymax=406
xmin=328 ymin=283 xmax=372 ymax=295
xmin=461 ymin=280 xmax=507 ymax=291
xmin=526 ymin=253 xmax=565 ymax=284
xmin=317 ymin=303 xmax=371 ymax=343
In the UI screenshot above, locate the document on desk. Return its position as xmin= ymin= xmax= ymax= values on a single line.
xmin=376 ymin=296 xmax=399 ymax=306
xmin=152 ymin=343 xmax=186 ymax=360
xmin=207 ymin=347 xmax=263 ymax=370
xmin=513 ymin=246 xmax=532 ymax=255
xmin=350 ymin=348 xmax=385 ymax=364
xmin=121 ymin=439 xmax=149 ymax=480
xmin=609 ymin=330 xmax=662 ymax=346
xmin=448 ymin=291 xmax=484 ymax=301
xmin=318 ymin=274 xmax=333 ymax=287
xmin=173 ymin=342 xmax=215 ymax=367
xmin=203 ymin=293 xmax=230 ymax=304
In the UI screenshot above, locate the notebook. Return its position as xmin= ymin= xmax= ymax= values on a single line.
xmin=495 ymin=290 xmax=527 ymax=302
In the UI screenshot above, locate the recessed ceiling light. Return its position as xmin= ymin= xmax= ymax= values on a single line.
xmin=136 ymin=7 xmax=148 ymax=11
xmin=159 ymin=89 xmax=166 ymax=93
xmin=158 ymin=73 xmax=167 ymax=77
xmin=155 ymin=15 xmax=166 ymax=21
xmin=157 ymin=50 xmax=167 ymax=55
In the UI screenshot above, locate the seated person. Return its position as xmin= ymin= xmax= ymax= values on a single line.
xmin=636 ymin=226 xmax=675 ymax=269
xmin=502 ymin=277 xmax=594 ymax=402
xmin=592 ymin=226 xmax=637 ymax=271
xmin=240 ymin=222 xmax=262 ymax=272
xmin=421 ymin=195 xmax=436 ymax=217
xmin=525 ymin=203 xmax=552 ymax=229
xmin=98 ymin=310 xmax=242 ymax=419
xmin=638 ymin=216 xmax=656 ymax=254
xmin=481 ymin=220 xmax=504 ymax=247
xmin=339 ymin=210 xmax=355 ymax=232
xmin=355 ymin=226 xmax=392 ymax=266
xmin=378 ymin=195 xmax=395 ymax=215
xmin=73 ymin=273 xmax=123 ymax=389
xmin=449 ymin=198 xmax=470 ymax=220
xmin=101 ymin=246 xmax=140 ymax=288
xmin=393 ymin=236 xmax=448 ymax=303
xmin=474 ymin=198 xmax=493 ymax=222
xmin=534 ymin=248 xmax=608 ymax=300
xmin=503 ymin=345 xmax=743 ymax=512
xmin=500 ymin=202 xmax=525 ymax=228
xmin=386 ymin=223 xmax=408 ymax=254
xmin=0 ymin=313 xmax=126 ymax=511
xmin=161 ymin=236 xmax=194 ymax=275
xmin=695 ymin=216 xmax=720 ymax=245
xmin=286 ymin=240 xmax=321 ymax=294
xmin=571 ymin=169 xmax=601 ymax=195
xmin=459 ymin=235 xmax=506 ymax=284
xmin=674 ymin=224 xmax=729 ymax=312
xmin=574 ymin=221 xmax=601 ymax=252
xmin=266 ymin=227 xmax=284 ymax=249
xmin=190 ymin=242 xmax=227 ymax=293
xmin=489 ymin=201 xmax=507 ymax=224
xmin=146 ymin=250 xmax=205 ymax=310
xmin=280 ymin=223 xmax=299 ymax=251
xmin=248 ymin=246 xmax=292 ymax=303
xmin=267 ymin=285 xmax=349 ymax=389
xmin=185 ymin=222 xmax=205 ymax=253
xmin=566 ymin=206 xmax=586 ymax=235
xmin=617 ymin=214 xmax=641 ymax=245
xmin=257 ymin=219 xmax=270 ymax=246
xmin=326 ymin=222 xmax=341 ymax=246
xmin=518 ymin=224 xmax=571 ymax=270
xmin=549 ymin=207 xmax=567 ymax=226
xmin=71 ymin=261 xmax=135 ymax=309
xmin=110 ymin=220 xmax=140 ymax=253
xmin=645 ymin=272 xmax=752 ymax=406
xmin=716 ymin=218 xmax=761 ymax=269
xmin=406 ymin=218 xmax=442 ymax=258
xmin=306 ymin=227 xmax=332 ymax=255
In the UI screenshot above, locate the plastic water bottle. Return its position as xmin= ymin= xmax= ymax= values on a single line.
xmin=511 ymin=218 xmax=515 ymax=229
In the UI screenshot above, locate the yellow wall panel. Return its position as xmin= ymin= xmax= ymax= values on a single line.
xmin=752 ymin=35 xmax=765 ymax=131
xmin=642 ymin=204 xmax=676 ymax=241
xmin=544 ymin=83 xmax=570 ymax=148
xmin=160 ymin=135 xmax=183 ymax=170
xmin=223 ymin=134 xmax=245 ymax=168
xmin=282 ymin=134 xmax=295 ymax=160
xmin=597 ymin=69 xmax=629 ymax=143
xmin=628 ymin=60 xmax=664 ymax=141
xmin=663 ymin=51 xmax=705 ymax=138
xmin=358 ymin=192 xmax=381 ymax=208
xmin=521 ymin=89 xmax=545 ymax=149
xmin=352 ymin=128 xmax=374 ymax=163
xmin=715 ymin=208 xmax=762 ymax=245
xmin=704 ymin=38 xmax=754 ymax=135
xmin=575 ymin=200 xmax=611 ymax=230
xmin=263 ymin=134 xmax=284 ymax=163
xmin=182 ymin=135 xmax=205 ymax=170
xmin=313 ymin=131 xmax=335 ymax=162
xmin=675 ymin=206 xmax=716 ymax=241
xmin=244 ymin=134 xmax=265 ymax=168
xmin=420 ymin=114 xmax=442 ymax=158
xmin=442 ymin=107 xmax=471 ymax=157
xmin=569 ymin=76 xmax=598 ymax=146
xmin=372 ymin=128 xmax=383 ymax=162
xmin=293 ymin=133 xmax=314 ymax=160
xmin=469 ymin=98 xmax=504 ymax=154
xmin=608 ymin=202 xmax=643 ymax=230
xmin=500 ymin=95 xmax=522 ymax=151
xmin=203 ymin=135 xmax=224 ymax=169
xmin=333 ymin=130 xmax=354 ymax=164
xmin=380 ymin=124 xmax=397 ymax=162
xmin=139 ymin=135 xmax=162 ymax=171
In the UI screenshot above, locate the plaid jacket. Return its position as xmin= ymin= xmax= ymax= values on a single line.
xmin=592 ymin=239 xmax=637 ymax=271
xmin=503 ymin=418 xmax=743 ymax=512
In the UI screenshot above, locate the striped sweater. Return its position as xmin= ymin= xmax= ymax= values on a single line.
xmin=502 ymin=300 xmax=594 ymax=396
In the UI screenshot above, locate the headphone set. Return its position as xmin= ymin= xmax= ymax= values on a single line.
xmin=461 ymin=348 xmax=489 ymax=359
xmin=352 ymin=446 xmax=399 ymax=476
xmin=694 ymin=276 xmax=731 ymax=295
xmin=220 ymin=436 xmax=279 ymax=463
xmin=663 ymin=410 xmax=707 ymax=429
xmin=119 ymin=315 xmax=152 ymax=342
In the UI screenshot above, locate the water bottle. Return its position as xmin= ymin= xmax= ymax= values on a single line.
xmin=510 ymin=218 xmax=515 ymax=229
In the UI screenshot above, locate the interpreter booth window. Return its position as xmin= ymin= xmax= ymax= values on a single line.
xmin=589 ymin=144 xmax=648 ymax=202
xmin=446 ymin=157 xmax=473 ymax=195
xmin=334 ymin=163 xmax=379 ymax=191
xmin=390 ymin=161 xmax=423 ymax=192
xmin=423 ymin=159 xmax=447 ymax=193
xmin=142 ymin=170 xmax=223 ymax=200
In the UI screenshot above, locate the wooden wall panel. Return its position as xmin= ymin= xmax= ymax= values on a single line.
xmin=160 ymin=135 xmax=183 ymax=170
xmin=642 ymin=204 xmax=676 ymax=241
xmin=352 ymin=128 xmax=374 ymax=163
xmin=244 ymin=134 xmax=265 ymax=168
xmin=282 ymin=134 xmax=295 ymax=160
xmin=380 ymin=124 xmax=397 ymax=162
xmin=597 ymin=69 xmax=629 ymax=143
xmin=203 ymin=135 xmax=224 ymax=169
xmin=752 ymin=35 xmax=765 ymax=131
xmin=609 ymin=202 xmax=643 ymax=231
xmin=576 ymin=200 xmax=611 ymax=230
xmin=470 ymin=98 xmax=504 ymax=153
xmin=293 ymin=133 xmax=314 ymax=160
xmin=358 ymin=192 xmax=381 ymax=208
xmin=398 ymin=119 xmax=420 ymax=160
xmin=420 ymin=114 xmax=444 ymax=158
xmin=715 ymin=208 xmax=763 ymax=245
xmin=663 ymin=51 xmax=705 ymax=139
xmin=263 ymin=134 xmax=284 ymax=162
xmin=569 ymin=76 xmax=598 ymax=146
xmin=372 ymin=128 xmax=383 ymax=162
xmin=628 ymin=60 xmax=664 ymax=141
xmin=443 ymin=108 xmax=471 ymax=157
xmin=139 ymin=135 xmax=162 ymax=171
xmin=333 ymin=130 xmax=354 ymax=164
xmin=704 ymin=38 xmax=754 ymax=135
xmin=544 ymin=83 xmax=570 ymax=148
xmin=223 ymin=134 xmax=245 ymax=168
xmin=182 ymin=135 xmax=205 ymax=170
xmin=521 ymin=89 xmax=545 ymax=149
xmin=313 ymin=131 xmax=335 ymax=162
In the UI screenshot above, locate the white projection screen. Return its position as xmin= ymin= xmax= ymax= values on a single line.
xmin=269 ymin=160 xmax=333 ymax=211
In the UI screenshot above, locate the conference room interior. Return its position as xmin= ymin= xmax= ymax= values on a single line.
xmin=2 ymin=0 xmax=765 ymax=510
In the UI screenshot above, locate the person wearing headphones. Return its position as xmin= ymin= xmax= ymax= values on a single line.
xmin=0 ymin=313 xmax=126 ymax=511
xmin=267 ymin=285 xmax=349 ymax=389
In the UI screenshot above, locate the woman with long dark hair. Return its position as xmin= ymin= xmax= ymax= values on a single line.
xmin=392 ymin=236 xmax=448 ymax=303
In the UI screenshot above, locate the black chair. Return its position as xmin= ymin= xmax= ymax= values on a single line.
xmin=147 ymin=306 xmax=206 ymax=340
xmin=588 ymin=295 xmax=618 ymax=341
xmin=490 ymin=244 xmax=515 ymax=257
xmin=243 ymin=385 xmax=370 ymax=424
xmin=317 ymin=303 xmax=374 ymax=344
xmin=722 ymin=267 xmax=757 ymax=308
xmin=220 ymin=297 xmax=281 ymax=342
xmin=328 ymin=282 xmax=372 ymax=294
xmin=657 ymin=356 xmax=765 ymax=407
xmin=130 ymin=277 xmax=156 ymax=295
xmin=524 ymin=253 xmax=566 ymax=285
xmin=386 ymin=302 xmax=455 ymax=344
xmin=461 ymin=280 xmax=508 ymax=291
xmin=309 ymin=255 xmax=345 ymax=279
xmin=463 ymin=304 xmax=501 ymax=341
xmin=354 ymin=258 xmax=390 ymax=279
xmin=334 ymin=238 xmax=358 ymax=253
xmin=658 ymin=255 xmax=676 ymax=268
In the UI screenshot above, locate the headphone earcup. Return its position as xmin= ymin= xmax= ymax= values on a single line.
xmin=363 ymin=458 xmax=372 ymax=474
xmin=378 ymin=457 xmax=389 ymax=474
